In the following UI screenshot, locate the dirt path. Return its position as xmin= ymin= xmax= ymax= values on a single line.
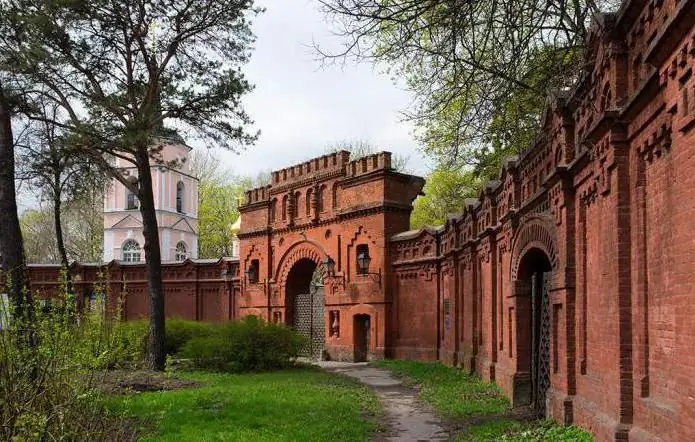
xmin=318 ymin=361 xmax=449 ymax=441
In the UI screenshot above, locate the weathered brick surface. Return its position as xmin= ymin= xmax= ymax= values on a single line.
xmin=26 ymin=259 xmax=240 ymax=321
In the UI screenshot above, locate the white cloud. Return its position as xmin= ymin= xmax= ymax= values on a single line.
xmin=212 ymin=0 xmax=429 ymax=178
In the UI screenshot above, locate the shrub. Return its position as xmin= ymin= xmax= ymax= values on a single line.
xmin=179 ymin=333 xmax=232 ymax=371
xmin=78 ymin=318 xmax=148 ymax=370
xmin=0 ymin=285 xmax=138 ymax=440
xmin=179 ymin=316 xmax=306 ymax=372
xmin=164 ymin=319 xmax=219 ymax=356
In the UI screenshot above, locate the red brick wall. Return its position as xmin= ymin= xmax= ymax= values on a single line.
xmin=387 ymin=2 xmax=695 ymax=440
xmin=25 ymin=259 xmax=240 ymax=321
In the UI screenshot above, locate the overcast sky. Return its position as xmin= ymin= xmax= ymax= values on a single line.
xmin=213 ymin=0 xmax=429 ymax=178
xmin=18 ymin=0 xmax=428 ymax=212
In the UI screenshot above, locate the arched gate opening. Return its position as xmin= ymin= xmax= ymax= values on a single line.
xmin=516 ymin=247 xmax=552 ymax=417
xmin=285 ymin=258 xmax=324 ymax=359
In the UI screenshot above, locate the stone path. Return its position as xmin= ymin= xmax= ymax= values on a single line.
xmin=318 ymin=361 xmax=449 ymax=441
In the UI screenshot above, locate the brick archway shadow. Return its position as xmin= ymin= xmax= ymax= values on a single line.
xmin=275 ymin=240 xmax=329 ymax=305
xmin=508 ymin=213 xmax=558 ymax=414
xmin=510 ymin=214 xmax=559 ymax=282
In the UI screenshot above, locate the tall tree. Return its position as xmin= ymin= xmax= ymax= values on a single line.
xmin=0 ymin=80 xmax=31 ymax=317
xmin=16 ymin=105 xmax=104 ymax=278
xmin=20 ymin=190 xmax=105 ymax=264
xmin=20 ymin=208 xmax=59 ymax=264
xmin=1 ymin=0 xmax=261 ymax=369
xmin=410 ymin=166 xmax=480 ymax=229
xmin=191 ymin=148 xmax=270 ymax=258
xmin=317 ymin=0 xmax=618 ymax=174
xmin=62 ymin=187 xmax=104 ymax=263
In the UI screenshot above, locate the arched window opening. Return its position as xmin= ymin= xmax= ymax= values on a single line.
xmin=306 ymin=188 xmax=313 ymax=217
xmin=176 ymin=181 xmax=185 ymax=213
xmin=332 ymin=183 xmax=338 ymax=210
xmin=246 ymin=259 xmax=260 ymax=283
xmin=175 ymin=241 xmax=187 ymax=261
xmin=269 ymin=198 xmax=277 ymax=223
xmin=293 ymin=191 xmax=301 ymax=219
xmin=356 ymin=244 xmax=370 ymax=275
xmin=318 ymin=185 xmax=326 ymax=212
xmin=282 ymin=195 xmax=288 ymax=221
xmin=121 ymin=239 xmax=141 ymax=262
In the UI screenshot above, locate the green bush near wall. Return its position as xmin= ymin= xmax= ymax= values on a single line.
xmin=179 ymin=316 xmax=306 ymax=372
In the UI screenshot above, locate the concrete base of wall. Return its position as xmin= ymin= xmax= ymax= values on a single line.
xmin=511 ymin=372 xmax=532 ymax=407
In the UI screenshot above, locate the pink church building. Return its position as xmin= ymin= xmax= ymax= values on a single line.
xmin=103 ymin=137 xmax=199 ymax=262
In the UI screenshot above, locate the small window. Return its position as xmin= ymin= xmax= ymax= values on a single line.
xmin=121 ymin=239 xmax=141 ymax=262
xmin=125 ymin=177 xmax=139 ymax=209
xmin=356 ymin=244 xmax=370 ymax=275
xmin=126 ymin=189 xmax=137 ymax=210
xmin=175 ymin=241 xmax=187 ymax=261
xmin=282 ymin=195 xmax=288 ymax=221
xmin=329 ymin=310 xmax=340 ymax=337
xmin=176 ymin=181 xmax=185 ymax=213
xmin=88 ymin=292 xmax=106 ymax=315
xmin=269 ymin=198 xmax=277 ymax=223
xmin=306 ymin=188 xmax=313 ymax=217
xmin=293 ymin=191 xmax=301 ymax=218
xmin=318 ymin=185 xmax=326 ymax=212
xmin=246 ymin=259 xmax=259 ymax=283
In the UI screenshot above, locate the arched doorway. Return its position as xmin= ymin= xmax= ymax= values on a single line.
xmin=353 ymin=314 xmax=370 ymax=362
xmin=285 ymin=258 xmax=325 ymax=359
xmin=516 ymin=247 xmax=552 ymax=416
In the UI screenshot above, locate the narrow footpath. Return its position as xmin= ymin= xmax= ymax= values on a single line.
xmin=319 ymin=361 xmax=449 ymax=441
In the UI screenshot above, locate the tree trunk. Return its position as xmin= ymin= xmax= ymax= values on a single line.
xmin=135 ymin=145 xmax=166 ymax=371
xmin=53 ymin=190 xmax=74 ymax=302
xmin=0 ymin=82 xmax=31 ymax=319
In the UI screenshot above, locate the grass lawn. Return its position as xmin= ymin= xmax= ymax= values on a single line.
xmin=372 ymin=360 xmax=592 ymax=441
xmin=107 ymin=368 xmax=380 ymax=441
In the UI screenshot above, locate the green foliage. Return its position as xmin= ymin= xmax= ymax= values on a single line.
xmin=164 ymin=319 xmax=218 ymax=356
xmin=374 ymin=360 xmax=593 ymax=441
xmin=459 ymin=418 xmax=593 ymax=441
xmin=0 ymin=282 xmax=138 ymax=440
xmin=20 ymin=190 xmax=104 ymax=264
xmin=79 ymin=316 xmax=148 ymax=370
xmin=108 ymin=370 xmax=381 ymax=441
xmin=320 ymin=1 xmax=606 ymax=179
xmin=179 ymin=316 xmax=306 ymax=373
xmin=197 ymin=180 xmax=242 ymax=258
xmin=372 ymin=360 xmax=509 ymax=417
xmin=192 ymin=149 xmax=269 ymax=259
xmin=20 ymin=208 xmax=59 ymax=263
xmin=410 ymin=167 xmax=482 ymax=229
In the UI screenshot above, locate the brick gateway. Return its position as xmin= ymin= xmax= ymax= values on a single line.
xmin=25 ymin=1 xmax=695 ymax=440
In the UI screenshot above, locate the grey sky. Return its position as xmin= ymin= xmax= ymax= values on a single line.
xmin=18 ymin=0 xmax=428 ymax=212
xmin=213 ymin=0 xmax=429 ymax=178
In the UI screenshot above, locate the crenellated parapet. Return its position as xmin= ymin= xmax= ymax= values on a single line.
xmin=271 ymin=151 xmax=351 ymax=188
xmin=239 ymin=150 xmax=422 ymax=239
xmin=345 ymin=152 xmax=392 ymax=178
